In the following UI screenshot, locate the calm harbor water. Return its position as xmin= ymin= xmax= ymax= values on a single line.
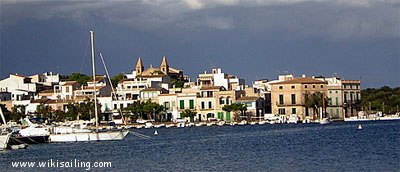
xmin=1 ymin=120 xmax=399 ymax=171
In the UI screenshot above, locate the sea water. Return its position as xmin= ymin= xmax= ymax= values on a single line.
xmin=1 ymin=120 xmax=399 ymax=171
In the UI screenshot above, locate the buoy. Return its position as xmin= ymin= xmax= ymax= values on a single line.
xmin=154 ymin=130 xmax=158 ymax=135
xmin=358 ymin=124 xmax=362 ymax=130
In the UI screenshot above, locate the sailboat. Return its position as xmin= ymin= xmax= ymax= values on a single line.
xmin=49 ymin=31 xmax=129 ymax=142
xmin=0 ymin=108 xmax=11 ymax=150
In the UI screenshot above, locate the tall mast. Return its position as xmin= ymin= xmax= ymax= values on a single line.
xmin=90 ymin=30 xmax=98 ymax=130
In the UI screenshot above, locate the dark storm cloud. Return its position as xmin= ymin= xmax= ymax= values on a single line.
xmin=1 ymin=0 xmax=399 ymax=87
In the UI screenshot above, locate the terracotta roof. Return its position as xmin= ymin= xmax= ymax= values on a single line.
xmin=139 ymin=67 xmax=166 ymax=77
xmin=158 ymin=93 xmax=177 ymax=96
xmin=169 ymin=67 xmax=182 ymax=74
xmin=271 ymin=78 xmax=327 ymax=85
xmin=39 ymin=89 xmax=54 ymax=94
xmin=81 ymin=86 xmax=106 ymax=90
xmin=141 ymin=88 xmax=167 ymax=92
xmin=200 ymin=86 xmax=225 ymax=90
xmin=11 ymin=74 xmax=28 ymax=78
xmin=237 ymin=96 xmax=260 ymax=101
xmin=64 ymin=81 xmax=77 ymax=86
xmin=342 ymin=80 xmax=361 ymax=83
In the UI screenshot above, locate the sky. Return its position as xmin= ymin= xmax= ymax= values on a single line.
xmin=0 ymin=0 xmax=399 ymax=88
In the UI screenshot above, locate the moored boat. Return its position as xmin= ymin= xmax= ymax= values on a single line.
xmin=0 ymin=132 xmax=11 ymax=151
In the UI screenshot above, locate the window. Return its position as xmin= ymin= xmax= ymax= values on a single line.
xmin=335 ymin=97 xmax=338 ymax=106
xmin=120 ymin=104 xmax=123 ymax=109
xmin=279 ymin=95 xmax=284 ymax=105
xmin=291 ymin=85 xmax=295 ymax=89
xmin=207 ymin=91 xmax=213 ymax=97
xmin=208 ymin=101 xmax=213 ymax=109
xmin=321 ymin=85 xmax=324 ymax=88
xmin=279 ymin=86 xmax=283 ymax=89
xmin=278 ymin=108 xmax=285 ymax=114
xmin=217 ymin=112 xmax=223 ymax=120
xmin=305 ymin=85 xmax=308 ymax=89
xmin=114 ymin=104 xmax=117 ymax=110
xmin=179 ymin=100 xmax=184 ymax=109
xmin=226 ymin=97 xmax=232 ymax=105
xmin=312 ymin=85 xmax=316 ymax=88
xmin=164 ymin=102 xmax=170 ymax=110
xmin=220 ymin=97 xmax=225 ymax=105
xmin=201 ymin=102 xmax=205 ymax=109
xmin=189 ymin=100 xmax=194 ymax=109
xmin=291 ymin=108 xmax=296 ymax=114
xmin=291 ymin=94 xmax=296 ymax=104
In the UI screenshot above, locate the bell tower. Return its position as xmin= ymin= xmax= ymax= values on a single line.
xmin=160 ymin=55 xmax=169 ymax=74
xmin=135 ymin=57 xmax=144 ymax=75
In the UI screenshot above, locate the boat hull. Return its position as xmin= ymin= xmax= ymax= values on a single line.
xmin=9 ymin=135 xmax=49 ymax=145
xmin=49 ymin=130 xmax=129 ymax=142
xmin=0 ymin=133 xmax=11 ymax=151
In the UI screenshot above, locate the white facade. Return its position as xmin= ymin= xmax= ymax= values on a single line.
xmin=0 ymin=74 xmax=37 ymax=101
xmin=197 ymin=68 xmax=245 ymax=91
xmin=30 ymin=72 xmax=60 ymax=86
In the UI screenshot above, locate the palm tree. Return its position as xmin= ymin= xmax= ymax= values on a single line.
xmin=36 ymin=103 xmax=54 ymax=120
xmin=304 ymin=92 xmax=329 ymax=120
xmin=180 ymin=109 xmax=197 ymax=122
xmin=222 ymin=103 xmax=247 ymax=121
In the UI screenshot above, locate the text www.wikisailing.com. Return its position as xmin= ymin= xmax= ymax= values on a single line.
xmin=11 ymin=159 xmax=112 ymax=171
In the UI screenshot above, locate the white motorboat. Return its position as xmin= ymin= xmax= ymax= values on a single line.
xmin=9 ymin=117 xmax=50 ymax=145
xmin=217 ymin=121 xmax=225 ymax=126
xmin=49 ymin=31 xmax=129 ymax=142
xmin=195 ymin=122 xmax=205 ymax=127
xmin=319 ymin=118 xmax=331 ymax=125
xmin=144 ymin=122 xmax=153 ymax=128
xmin=176 ymin=123 xmax=185 ymax=128
xmin=165 ymin=124 xmax=175 ymax=128
xmin=238 ymin=120 xmax=247 ymax=125
xmin=287 ymin=114 xmax=298 ymax=124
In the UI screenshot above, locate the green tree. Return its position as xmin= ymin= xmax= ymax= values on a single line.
xmin=142 ymin=100 xmax=164 ymax=121
xmin=171 ymin=78 xmax=185 ymax=88
xmin=76 ymin=99 xmax=101 ymax=121
xmin=111 ymin=73 xmax=126 ymax=88
xmin=124 ymin=100 xmax=164 ymax=121
xmin=67 ymin=73 xmax=91 ymax=85
xmin=180 ymin=109 xmax=197 ymax=122
xmin=0 ymin=104 xmax=13 ymax=124
xmin=54 ymin=110 xmax=67 ymax=122
xmin=222 ymin=103 xmax=247 ymax=121
xmin=36 ymin=104 xmax=53 ymax=119
xmin=11 ymin=105 xmax=26 ymax=122
xmin=65 ymin=103 xmax=79 ymax=120
xmin=304 ymin=92 xmax=329 ymax=119
xmin=361 ymin=86 xmax=400 ymax=114
xmin=124 ymin=101 xmax=145 ymax=120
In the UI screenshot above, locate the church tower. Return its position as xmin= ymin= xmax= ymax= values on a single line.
xmin=135 ymin=57 xmax=144 ymax=75
xmin=160 ymin=55 xmax=169 ymax=74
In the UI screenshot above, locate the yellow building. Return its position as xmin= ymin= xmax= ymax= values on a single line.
xmin=271 ymin=77 xmax=328 ymax=121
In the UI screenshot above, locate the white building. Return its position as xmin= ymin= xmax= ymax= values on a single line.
xmin=197 ymin=68 xmax=245 ymax=91
xmin=0 ymin=74 xmax=38 ymax=101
